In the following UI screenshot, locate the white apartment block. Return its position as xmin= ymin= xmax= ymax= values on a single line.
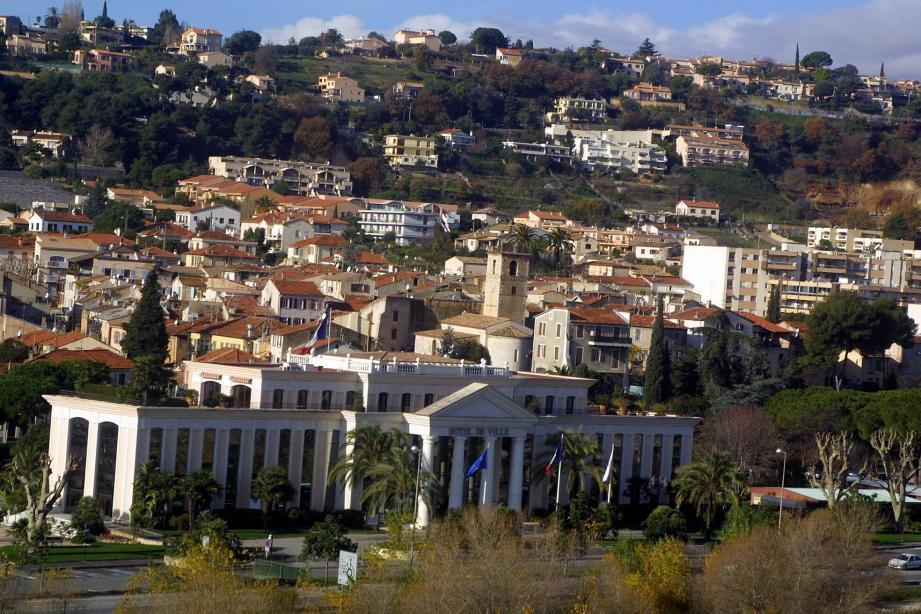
xmin=682 ymin=245 xmax=770 ymax=314
xmin=383 ymin=135 xmax=438 ymax=169
xmin=676 ymin=136 xmax=750 ymax=168
xmin=46 ymin=352 xmax=697 ymax=521
xmin=574 ymin=136 xmax=666 ymax=174
xmin=357 ymin=200 xmax=441 ymax=245
xmin=546 ymin=96 xmax=608 ymax=123
xmin=208 ymin=156 xmax=353 ymax=196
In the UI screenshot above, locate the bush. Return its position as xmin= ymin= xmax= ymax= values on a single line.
xmin=329 ymin=509 xmax=366 ymax=530
xmin=70 ymin=496 xmax=105 ymax=536
xmin=168 ymin=513 xmax=189 ymax=531
xmin=642 ymin=505 xmax=686 ymax=541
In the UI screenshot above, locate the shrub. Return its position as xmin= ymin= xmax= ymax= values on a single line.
xmin=642 ymin=505 xmax=686 ymax=541
xmin=70 ymin=497 xmax=105 ymax=536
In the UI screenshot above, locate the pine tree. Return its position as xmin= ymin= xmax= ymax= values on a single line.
xmin=766 ymin=283 xmax=781 ymax=323
xmin=121 ymin=269 xmax=168 ymax=363
xmin=643 ymin=296 xmax=672 ymax=406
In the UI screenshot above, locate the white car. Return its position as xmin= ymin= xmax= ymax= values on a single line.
xmin=888 ymin=554 xmax=921 ymax=570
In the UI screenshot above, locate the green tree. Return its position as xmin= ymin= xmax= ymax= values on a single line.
xmin=801 ymin=50 xmax=833 ymax=70
xmin=642 ymin=505 xmax=687 ymax=541
xmin=177 ymin=470 xmax=221 ymax=529
xmin=634 ymin=38 xmax=658 ymax=58
xmin=0 ymin=338 xmax=28 ymax=363
xmin=883 ymin=210 xmax=915 ymax=240
xmin=508 ymin=224 xmax=539 ymax=253
xmin=438 ymin=30 xmax=457 ymax=46
xmin=766 ymin=283 xmax=782 ymax=323
xmin=695 ymin=63 xmax=722 ymax=77
xmin=672 ymin=448 xmax=741 ymax=538
xmin=361 ymin=445 xmax=435 ymax=515
xmin=70 ymin=496 xmax=105 ymax=536
xmin=124 ymin=354 xmax=174 ymax=405
xmin=121 ymin=271 xmax=168 ymax=363
xmin=293 ymin=116 xmax=336 ymax=160
xmin=129 ymin=460 xmax=176 ymax=529
xmin=328 ymin=426 xmax=404 ymax=513
xmin=152 ymin=9 xmax=180 ymax=46
xmin=92 ymin=200 xmax=145 ymax=235
xmin=699 ymin=313 xmax=732 ymax=389
xmin=539 ymin=431 xmax=601 ymax=500
xmin=224 ymin=30 xmax=262 ymax=55
xmin=644 ymin=296 xmax=672 ymax=406
xmin=671 ymin=347 xmax=702 ymax=398
xmin=250 ymin=465 xmax=292 ymax=529
xmin=805 ymin=292 xmax=917 ymax=389
xmin=299 ymin=515 xmax=356 ymax=582
xmin=544 ymin=226 xmax=573 ymax=266
xmin=470 ymin=27 xmax=508 ymax=54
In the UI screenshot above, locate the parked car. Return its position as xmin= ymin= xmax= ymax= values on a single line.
xmin=888 ymin=553 xmax=921 ymax=570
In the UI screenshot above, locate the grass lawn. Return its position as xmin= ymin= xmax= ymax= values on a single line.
xmin=0 ymin=542 xmax=165 ymax=563
xmin=873 ymin=532 xmax=921 ymax=544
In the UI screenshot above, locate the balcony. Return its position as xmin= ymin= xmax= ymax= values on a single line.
xmin=586 ymin=335 xmax=633 ymax=347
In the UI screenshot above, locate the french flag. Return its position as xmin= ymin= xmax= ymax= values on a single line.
xmin=545 ymin=435 xmax=565 ymax=474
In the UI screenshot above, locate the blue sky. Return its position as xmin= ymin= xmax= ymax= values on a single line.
xmin=15 ymin=0 xmax=921 ymax=77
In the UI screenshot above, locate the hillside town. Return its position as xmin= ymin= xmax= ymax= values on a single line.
xmin=1 ymin=2 xmax=921 ymax=611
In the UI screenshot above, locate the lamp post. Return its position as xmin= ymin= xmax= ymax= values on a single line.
xmin=776 ymin=448 xmax=787 ymax=529
xmin=409 ymin=444 xmax=422 ymax=568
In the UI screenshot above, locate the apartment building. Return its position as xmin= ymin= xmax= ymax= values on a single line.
xmin=668 ymin=124 xmax=744 ymax=141
xmin=547 ymin=96 xmax=607 ymax=123
xmin=682 ymin=245 xmax=770 ymax=314
xmin=180 ymin=28 xmax=223 ymax=54
xmin=531 ymin=307 xmax=631 ymax=384
xmin=675 ymin=135 xmax=750 ymax=168
xmin=317 ymin=73 xmax=365 ymax=103
xmin=73 ymin=49 xmax=132 ymax=72
xmin=357 ymin=200 xmax=440 ymax=245
xmin=6 ymin=34 xmax=47 ymax=56
xmin=501 ymin=141 xmax=572 ymax=162
xmin=383 ymin=134 xmax=438 ymax=169
xmin=208 ymin=156 xmax=353 ymax=196
xmin=11 ymin=130 xmax=69 ymax=157
xmin=573 ymin=136 xmax=666 ymax=174
xmin=624 ymin=83 xmax=673 ymax=102
xmin=805 ymin=226 xmax=912 ymax=253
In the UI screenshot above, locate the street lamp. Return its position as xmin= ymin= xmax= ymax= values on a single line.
xmin=409 ymin=444 xmax=422 ymax=568
xmin=776 ymin=448 xmax=787 ymax=529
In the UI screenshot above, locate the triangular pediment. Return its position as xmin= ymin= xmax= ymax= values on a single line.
xmin=416 ymin=383 xmax=537 ymax=421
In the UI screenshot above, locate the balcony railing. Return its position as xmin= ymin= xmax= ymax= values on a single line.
xmin=285 ymin=352 xmax=512 ymax=378
xmin=586 ymin=335 xmax=633 ymax=346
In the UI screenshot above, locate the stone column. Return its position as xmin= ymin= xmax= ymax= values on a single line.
xmin=236 ymin=430 xmax=255 ymax=507
xmin=48 ymin=416 xmax=70 ymax=505
xmin=618 ymin=433 xmax=635 ymax=505
xmin=188 ymin=429 xmax=204 ymax=472
xmin=479 ymin=437 xmax=497 ymax=507
xmin=112 ymin=425 xmax=134 ymax=521
xmin=659 ymin=434 xmax=675 ymax=504
xmin=507 ymin=436 xmax=526 ymax=511
xmin=310 ymin=430 xmax=331 ymax=511
xmin=211 ymin=429 xmax=229 ymax=509
xmin=264 ymin=429 xmax=280 ymax=468
xmin=448 ymin=436 xmax=467 ymax=509
xmin=287 ymin=429 xmax=305 ymax=507
xmin=83 ymin=421 xmax=100 ymax=498
xmin=416 ymin=436 xmax=436 ymax=526
xmin=160 ymin=428 xmax=178 ymax=474
xmin=679 ymin=434 xmax=692 ymax=466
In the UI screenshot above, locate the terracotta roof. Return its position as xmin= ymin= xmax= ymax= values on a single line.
xmin=0 ymin=235 xmax=34 ymax=249
xmin=630 ymin=314 xmax=685 ymax=329
xmin=32 ymin=210 xmax=92 ymax=223
xmin=195 ymin=347 xmax=261 ymax=364
xmin=210 ymin=316 xmax=285 ymax=339
xmin=524 ymin=210 xmax=568 ymax=221
xmin=490 ymin=324 xmax=532 ymax=338
xmin=373 ymin=271 xmax=422 ymax=288
xmin=18 ymin=329 xmax=57 ymax=347
xmin=289 ymin=235 xmax=348 ymax=248
xmin=186 ymin=245 xmax=258 ymax=259
xmin=269 ymin=280 xmax=324 ymax=296
xmin=643 ymin=275 xmax=692 ymax=286
xmin=669 ymin=306 xmax=720 ymax=321
xmin=735 ymin=312 xmax=790 ymax=334
xmin=678 ymin=199 xmax=720 ymax=209
xmin=609 ymin=276 xmax=652 ymax=287
xmin=177 ymin=276 xmax=206 ymax=287
xmin=33 ymin=348 xmax=134 ymax=369
xmin=568 ymin=307 xmax=628 ymax=325
xmin=193 ymin=230 xmax=239 ymax=241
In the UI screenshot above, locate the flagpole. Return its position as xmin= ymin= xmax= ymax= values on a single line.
xmin=606 ymin=478 xmax=612 ymax=504
xmin=555 ymin=461 xmax=563 ymax=507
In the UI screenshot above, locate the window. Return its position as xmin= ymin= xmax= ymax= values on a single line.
xmin=566 ymin=396 xmax=575 ymax=415
xmin=576 ymin=325 xmax=584 ymax=338
xmin=553 ymin=346 xmax=560 ymax=361
xmin=538 ymin=344 xmax=546 ymax=358
xmin=555 ymin=324 xmax=562 ymax=338
xmin=392 ymin=310 xmax=399 ymax=322
xmin=574 ymin=347 xmax=583 ymax=364
xmin=538 ymin=322 xmax=546 ymax=336
xmin=424 ymin=393 xmax=434 ymax=406
xmin=509 ymin=260 xmax=518 ymax=277
xmin=272 ymin=389 xmax=284 ymax=409
xmin=513 ymin=349 xmax=519 ymax=363
xmin=401 ymin=393 xmax=412 ymax=410
xmin=321 ymin=390 xmax=332 ymax=410
xmin=345 ymin=391 xmax=358 ymax=409
xmin=377 ymin=392 xmax=389 ymax=412
xmin=510 ymin=286 xmax=517 ymax=295
xmin=391 ymin=328 xmax=398 ymax=340
xmin=544 ymin=396 xmax=554 ymax=414
xmin=591 ymin=349 xmax=601 ymax=362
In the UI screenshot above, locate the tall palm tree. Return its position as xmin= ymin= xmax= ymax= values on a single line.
xmin=130 ymin=460 xmax=176 ymax=529
xmin=507 ymin=224 xmax=538 ymax=253
xmin=360 ymin=447 xmax=437 ymax=516
xmin=545 ymin=227 xmax=573 ymax=266
xmin=671 ymin=448 xmax=742 ymax=538
xmin=251 ymin=465 xmax=293 ymax=529
xmin=537 ymin=430 xmax=603 ymax=498
xmin=177 ymin=470 xmax=221 ymax=529
xmin=328 ymin=426 xmax=405 ymax=491
xmin=45 ymin=7 xmax=60 ymax=29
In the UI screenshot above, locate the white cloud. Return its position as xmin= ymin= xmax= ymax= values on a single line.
xmin=260 ymin=15 xmax=366 ymax=44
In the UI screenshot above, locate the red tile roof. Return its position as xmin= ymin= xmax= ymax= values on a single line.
xmin=735 ymin=312 xmax=790 ymax=334
xmin=33 ymin=210 xmax=92 ymax=224
xmin=289 ymin=235 xmax=348 ymax=248
xmin=196 ymin=347 xmax=261 ymax=364
xmin=186 ymin=245 xmax=258 ymax=259
xmin=33 ymin=348 xmax=134 ymax=369
xmin=269 ymin=280 xmax=324 ymax=296
xmin=568 ymin=307 xmax=628 ymax=325
xmin=630 ymin=314 xmax=685 ymax=329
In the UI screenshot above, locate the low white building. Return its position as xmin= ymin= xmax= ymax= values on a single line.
xmin=675 ymin=199 xmax=720 ymax=221
xmin=175 ymin=204 xmax=241 ymax=234
xmin=443 ymin=255 xmax=487 ymax=277
xmin=357 ymin=200 xmax=443 ymax=245
xmin=574 ymin=137 xmax=666 ymax=174
xmin=45 ymin=352 xmax=697 ymax=521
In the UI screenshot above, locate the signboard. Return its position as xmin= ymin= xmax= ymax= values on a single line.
xmin=337 ymin=550 xmax=358 ymax=585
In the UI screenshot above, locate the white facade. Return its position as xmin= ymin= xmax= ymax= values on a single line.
xmin=46 ymin=353 xmax=697 ymax=523
xmin=208 ymin=156 xmax=353 ymax=196
xmin=175 ymin=205 xmax=241 ymax=234
xmin=357 ymin=200 xmax=440 ymax=246
xmin=574 ymin=137 xmax=666 ymax=174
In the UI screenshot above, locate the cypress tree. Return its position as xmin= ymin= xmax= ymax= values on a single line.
xmin=643 ymin=296 xmax=672 ymax=406
xmin=121 ymin=269 xmax=168 ymax=363
xmin=766 ymin=283 xmax=781 ymax=323
xmin=794 ymin=42 xmax=800 ymax=77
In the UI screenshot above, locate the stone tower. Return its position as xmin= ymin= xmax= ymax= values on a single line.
xmin=482 ymin=250 xmax=529 ymax=323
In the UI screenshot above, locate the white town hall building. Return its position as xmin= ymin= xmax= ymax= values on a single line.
xmin=46 ymin=351 xmax=697 ymax=524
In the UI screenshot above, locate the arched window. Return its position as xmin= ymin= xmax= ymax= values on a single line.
xmin=201 ymin=381 xmax=220 ymax=406
xmin=231 ymin=385 xmax=251 ymax=408
xmin=377 ymin=392 xmax=389 ymax=412
xmin=272 ymin=388 xmax=284 ymax=409
xmin=400 ymin=393 xmax=412 ymax=411
xmin=510 ymin=286 xmax=517 ymax=295
xmin=423 ymin=393 xmax=434 ymax=407
xmin=321 ymin=390 xmax=333 ymax=410
xmin=296 ymin=390 xmax=308 ymax=409
xmin=509 ymin=260 xmax=518 ymax=276
xmin=345 ymin=391 xmax=358 ymax=409
xmin=65 ymin=418 xmax=89 ymax=509
xmin=544 ymin=396 xmax=555 ymax=415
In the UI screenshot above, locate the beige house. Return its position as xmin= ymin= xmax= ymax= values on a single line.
xmin=180 ymin=28 xmax=223 ymax=54
xmin=318 ymin=73 xmax=365 ymax=103
xmin=393 ymin=28 xmax=441 ymax=51
xmin=624 ymin=83 xmax=673 ymax=102
xmin=496 ymin=48 xmax=524 ymax=67
xmin=286 ymin=235 xmax=347 ymax=265
xmin=383 ymin=135 xmax=438 ymax=169
xmin=675 ymin=199 xmax=720 ymax=220
xmin=676 ymin=136 xmax=750 ymax=168
xmin=6 ymin=34 xmax=47 ymax=56
xmin=197 ymin=51 xmax=232 ymax=68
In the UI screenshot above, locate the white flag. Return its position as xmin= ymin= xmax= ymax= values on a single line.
xmin=602 ymin=444 xmax=616 ymax=483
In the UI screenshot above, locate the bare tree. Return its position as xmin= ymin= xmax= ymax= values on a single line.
xmin=869 ymin=429 xmax=920 ymax=533
xmin=698 ymin=405 xmax=782 ymax=483
xmin=808 ymin=432 xmax=868 ymax=508
xmin=10 ymin=445 xmax=76 ymax=555
xmin=59 ymin=1 xmax=83 ymax=33
xmin=78 ymin=124 xmax=114 ymax=166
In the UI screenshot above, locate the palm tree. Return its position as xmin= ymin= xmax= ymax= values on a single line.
xmin=130 ymin=460 xmax=176 ymax=529
xmin=545 ymin=227 xmax=573 ymax=266
xmin=328 ymin=426 xmax=405 ymax=493
xmin=45 ymin=7 xmax=60 ymax=29
xmin=251 ymin=465 xmax=293 ymax=529
xmin=177 ymin=470 xmax=221 ymax=529
xmin=537 ymin=430 xmax=602 ymax=499
xmin=254 ymin=195 xmax=277 ymax=213
xmin=507 ymin=224 xmax=538 ymax=253
xmin=672 ymin=448 xmax=742 ymax=538
xmin=360 ymin=447 xmax=437 ymax=516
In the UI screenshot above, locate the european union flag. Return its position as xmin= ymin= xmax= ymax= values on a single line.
xmin=465 ymin=448 xmax=488 ymax=478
